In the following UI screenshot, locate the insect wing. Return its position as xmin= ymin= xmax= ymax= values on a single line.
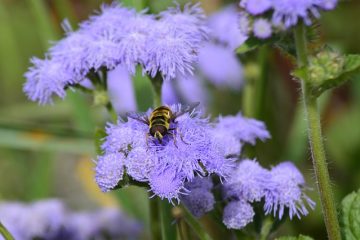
xmin=126 ymin=111 xmax=149 ymax=125
xmin=173 ymin=102 xmax=200 ymax=119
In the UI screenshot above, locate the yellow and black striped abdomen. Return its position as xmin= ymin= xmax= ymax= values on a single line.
xmin=149 ymin=106 xmax=172 ymax=137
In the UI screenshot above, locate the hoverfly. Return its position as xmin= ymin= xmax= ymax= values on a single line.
xmin=127 ymin=103 xmax=199 ymax=145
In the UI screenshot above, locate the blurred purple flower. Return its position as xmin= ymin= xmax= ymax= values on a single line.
xmin=0 ymin=200 xmax=67 ymax=240
xmin=107 ymin=64 xmax=137 ymax=114
xmin=253 ymin=18 xmax=272 ymax=39
xmin=198 ymin=43 xmax=243 ymax=90
xmin=161 ymin=74 xmax=208 ymax=106
xmin=180 ymin=177 xmax=215 ymax=218
xmin=207 ymin=6 xmax=248 ymax=50
xmin=264 ymin=162 xmax=316 ymax=219
xmin=239 ymin=0 xmax=338 ymax=28
xmin=162 ymin=80 xmax=179 ymax=105
xmin=0 ymin=200 xmax=142 ymax=240
xmin=97 ymin=104 xmax=234 ymax=201
xmin=223 ymin=200 xmax=255 ymax=229
xmin=240 ymin=0 xmax=272 ymax=15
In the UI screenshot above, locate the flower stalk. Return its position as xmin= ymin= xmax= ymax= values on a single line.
xmin=293 ymin=23 xmax=341 ymax=240
xmin=149 ymin=197 xmax=162 ymax=240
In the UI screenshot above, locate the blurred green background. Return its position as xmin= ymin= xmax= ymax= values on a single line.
xmin=0 ymin=0 xmax=360 ymax=239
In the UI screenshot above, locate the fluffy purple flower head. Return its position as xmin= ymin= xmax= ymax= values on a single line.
xmin=223 ymin=200 xmax=255 ymax=229
xmin=97 ymin=104 xmax=234 ymax=201
xmin=239 ymin=0 xmax=338 ymax=28
xmin=198 ymin=43 xmax=243 ymax=90
xmin=215 ymin=113 xmax=271 ymax=146
xmin=49 ymin=29 xmax=92 ymax=78
xmin=158 ymin=2 xmax=208 ymax=44
xmin=144 ymin=3 xmax=208 ymax=81
xmin=80 ymin=2 xmax=135 ymax=33
xmin=23 ymin=58 xmax=73 ymax=104
xmin=253 ymin=18 xmax=272 ymax=39
xmin=180 ymin=177 xmax=215 ymax=218
xmin=95 ymin=153 xmax=125 ymax=192
xmin=264 ymin=162 xmax=316 ymax=219
xmin=207 ymin=6 xmax=248 ymax=50
xmin=223 ymin=159 xmax=271 ymax=202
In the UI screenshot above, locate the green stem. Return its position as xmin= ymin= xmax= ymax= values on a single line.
xmin=150 ymin=74 xmax=163 ymax=107
xmin=105 ymin=102 xmax=118 ymax=122
xmin=181 ymin=205 xmax=213 ymax=240
xmin=259 ymin=218 xmax=273 ymax=240
xmin=0 ymin=222 xmax=14 ymax=240
xmin=150 ymin=197 xmax=162 ymax=240
xmin=294 ymin=24 xmax=341 ymax=240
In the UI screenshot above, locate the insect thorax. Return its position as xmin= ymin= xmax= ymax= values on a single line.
xmin=149 ymin=106 xmax=172 ymax=136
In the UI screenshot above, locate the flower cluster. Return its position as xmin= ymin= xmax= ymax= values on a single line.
xmin=238 ymin=0 xmax=338 ymax=39
xmin=95 ymin=106 xmax=270 ymax=202
xmin=222 ymin=160 xmax=315 ymax=229
xmin=0 ymin=199 xmax=141 ymax=240
xmin=24 ymin=2 xmax=208 ymax=104
xmin=95 ymin=104 xmax=235 ymax=202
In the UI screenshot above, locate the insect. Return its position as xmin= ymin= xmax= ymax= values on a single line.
xmin=127 ymin=103 xmax=199 ymax=145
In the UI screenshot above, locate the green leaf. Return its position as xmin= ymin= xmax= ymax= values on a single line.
xmin=94 ymin=127 xmax=106 ymax=155
xmin=340 ymin=189 xmax=360 ymax=240
xmin=236 ymin=36 xmax=279 ymax=54
xmin=275 ymin=235 xmax=314 ymax=240
xmin=293 ymin=52 xmax=360 ymax=97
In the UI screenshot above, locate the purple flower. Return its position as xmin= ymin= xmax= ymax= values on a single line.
xmin=240 ymin=0 xmax=272 ymax=15
xmin=223 ymin=159 xmax=271 ymax=202
xmin=0 ymin=200 xmax=67 ymax=240
xmin=198 ymin=43 xmax=243 ymax=90
xmin=0 ymin=200 xmax=142 ymax=240
xmin=253 ymin=18 xmax=272 ymax=39
xmin=97 ymin=104 xmax=234 ymax=201
xmin=95 ymin=153 xmax=125 ymax=192
xmin=207 ymin=6 xmax=248 ymax=50
xmin=158 ymin=2 xmax=209 ymax=45
xmin=23 ymin=58 xmax=75 ymax=104
xmin=107 ymin=64 xmax=137 ymax=114
xmin=239 ymin=0 xmax=338 ymax=28
xmin=65 ymin=208 xmax=142 ymax=240
xmin=144 ymin=3 xmax=208 ymax=81
xmin=180 ymin=177 xmax=215 ymax=218
xmin=49 ymin=30 xmax=92 ymax=78
xmin=215 ymin=113 xmax=271 ymax=145
xmin=223 ymin=200 xmax=255 ymax=229
xmin=24 ymin=3 xmax=208 ymax=104
xmin=264 ymin=162 xmax=316 ymax=219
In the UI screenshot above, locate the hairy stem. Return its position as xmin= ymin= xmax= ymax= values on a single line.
xmin=294 ymin=23 xmax=341 ymax=240
xmin=0 ymin=222 xmax=14 ymax=240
